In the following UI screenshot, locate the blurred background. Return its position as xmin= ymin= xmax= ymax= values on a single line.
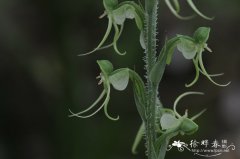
xmin=0 ymin=0 xmax=240 ymax=159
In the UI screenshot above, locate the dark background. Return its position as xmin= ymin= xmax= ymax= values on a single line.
xmin=0 ymin=0 xmax=240 ymax=159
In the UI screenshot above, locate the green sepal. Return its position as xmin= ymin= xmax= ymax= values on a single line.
xmin=97 ymin=60 xmax=114 ymax=75
xmin=180 ymin=118 xmax=198 ymax=135
xmin=193 ymin=27 xmax=211 ymax=44
xmin=103 ymin=0 xmax=118 ymax=11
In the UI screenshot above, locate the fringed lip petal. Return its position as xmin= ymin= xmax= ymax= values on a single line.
xmin=165 ymin=0 xmax=195 ymax=20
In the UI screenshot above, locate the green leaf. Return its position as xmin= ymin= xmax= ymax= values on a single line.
xmin=103 ymin=0 xmax=118 ymax=11
xmin=150 ymin=37 xmax=180 ymax=85
xmin=155 ymin=128 xmax=179 ymax=159
xmin=132 ymin=122 xmax=145 ymax=154
xmin=109 ymin=69 xmax=129 ymax=91
xmin=97 ymin=60 xmax=113 ymax=75
xmin=177 ymin=38 xmax=197 ymax=59
xmin=193 ymin=27 xmax=210 ymax=43
xmin=162 ymin=37 xmax=179 ymax=65
xmin=129 ymin=69 xmax=147 ymax=121
xmin=150 ymin=60 xmax=166 ymax=85
xmin=160 ymin=113 xmax=180 ymax=130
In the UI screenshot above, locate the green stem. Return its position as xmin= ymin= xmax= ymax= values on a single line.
xmin=144 ymin=0 xmax=159 ymax=158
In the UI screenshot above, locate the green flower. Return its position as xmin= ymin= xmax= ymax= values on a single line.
xmin=69 ymin=60 xmax=124 ymax=121
xmin=177 ymin=27 xmax=231 ymax=87
xmin=69 ymin=60 xmax=146 ymax=121
xmin=79 ymin=0 xmax=145 ymax=56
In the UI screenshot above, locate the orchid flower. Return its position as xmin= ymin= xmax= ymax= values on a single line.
xmin=69 ymin=60 xmax=146 ymax=121
xmin=79 ymin=0 xmax=145 ymax=56
xmin=176 ymin=27 xmax=231 ymax=87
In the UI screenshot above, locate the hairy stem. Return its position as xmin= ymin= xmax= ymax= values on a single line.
xmin=144 ymin=0 xmax=159 ymax=158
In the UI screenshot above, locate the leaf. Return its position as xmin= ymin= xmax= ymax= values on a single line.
xmin=97 ymin=60 xmax=114 ymax=75
xmin=160 ymin=113 xmax=180 ymax=130
xmin=193 ymin=27 xmax=210 ymax=43
xmin=132 ymin=122 xmax=145 ymax=154
xmin=109 ymin=69 xmax=129 ymax=91
xmin=129 ymin=69 xmax=147 ymax=121
xmin=155 ymin=128 xmax=179 ymax=159
xmin=150 ymin=37 xmax=180 ymax=85
xmin=177 ymin=38 xmax=197 ymax=59
xmin=150 ymin=60 xmax=166 ymax=85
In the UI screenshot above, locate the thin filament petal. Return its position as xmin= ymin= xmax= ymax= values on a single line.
xmin=198 ymin=51 xmax=231 ymax=87
xmin=172 ymin=0 xmax=180 ymax=13
xmin=185 ymin=59 xmax=200 ymax=87
xmin=186 ymin=0 xmax=214 ymax=20
xmin=69 ymin=88 xmax=110 ymax=118
xmin=104 ymin=84 xmax=120 ymax=121
xmin=79 ymin=16 xmax=113 ymax=56
xmin=199 ymin=68 xmax=224 ymax=77
xmin=174 ymin=92 xmax=204 ymax=118
xmin=113 ymin=23 xmax=126 ymax=55
xmin=165 ymin=0 xmax=195 ymax=20
xmin=97 ymin=22 xmax=125 ymax=52
xmin=191 ymin=108 xmax=207 ymax=120
xmin=68 ymin=90 xmax=106 ymax=117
